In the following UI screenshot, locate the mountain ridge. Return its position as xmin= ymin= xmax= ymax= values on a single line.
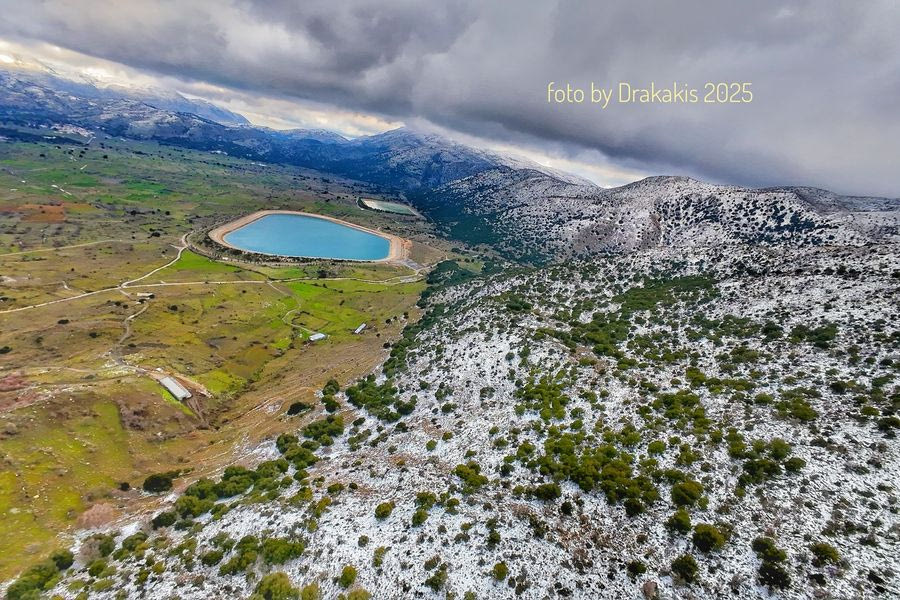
xmin=1 ymin=68 xmax=898 ymax=263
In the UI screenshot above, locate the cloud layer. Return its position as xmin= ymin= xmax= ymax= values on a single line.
xmin=2 ymin=0 xmax=899 ymax=195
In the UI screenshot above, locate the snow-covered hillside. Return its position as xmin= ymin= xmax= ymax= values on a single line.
xmin=28 ymin=243 xmax=899 ymax=600
xmin=418 ymin=172 xmax=900 ymax=260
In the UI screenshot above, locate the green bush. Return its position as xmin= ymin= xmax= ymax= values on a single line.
xmin=251 ymin=572 xmax=299 ymax=600
xmin=623 ymin=497 xmax=644 ymax=516
xmin=751 ymin=537 xmax=787 ymax=563
xmin=784 ymin=457 xmax=806 ymax=472
xmin=454 ymin=462 xmax=489 ymax=493
xmin=531 ymin=482 xmax=562 ymax=500
xmin=758 ymin=560 xmax=791 ymax=589
xmin=492 ymin=562 xmax=509 ymax=581
xmin=810 ymin=542 xmax=840 ymax=566
xmin=647 ymin=440 xmax=666 ymax=455
xmin=666 ymin=509 xmax=692 ymax=534
xmin=262 ymin=538 xmax=305 ymax=564
xmin=300 ymin=582 xmax=320 ymax=600
xmin=692 ymin=524 xmax=726 ymax=552
xmin=175 ymin=494 xmax=215 ymax=518
xmin=345 ymin=375 xmax=408 ymax=422
xmin=5 ymin=560 xmax=61 ymax=600
xmin=373 ymin=546 xmax=388 ymax=568
xmin=627 ymin=560 xmax=647 ymax=578
xmin=201 ymin=549 xmax=224 ymax=566
xmin=302 ymin=415 xmax=344 ymax=443
xmin=218 ymin=536 xmax=259 ymax=575
xmin=142 ymin=472 xmax=175 ymax=493
xmin=50 ymin=549 xmax=74 ymax=570
xmin=671 ymin=480 xmax=703 ymax=507
xmin=670 ymin=554 xmax=698 ymax=583
xmin=374 ymin=502 xmax=394 ymax=519
xmin=87 ymin=559 xmax=108 ymax=577
xmin=151 ymin=510 xmax=177 ymax=529
xmin=286 ymin=401 xmax=311 ymax=416
xmin=411 ymin=508 xmax=429 ymax=526
xmin=338 ymin=565 xmax=358 ymax=588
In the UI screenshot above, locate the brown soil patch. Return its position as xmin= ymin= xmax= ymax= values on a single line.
xmin=16 ymin=204 xmax=66 ymax=223
xmin=76 ymin=502 xmax=120 ymax=529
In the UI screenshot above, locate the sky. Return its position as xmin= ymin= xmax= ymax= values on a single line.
xmin=1 ymin=1 xmax=898 ymax=195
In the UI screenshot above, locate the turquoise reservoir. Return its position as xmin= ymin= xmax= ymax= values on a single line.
xmin=223 ymin=213 xmax=391 ymax=260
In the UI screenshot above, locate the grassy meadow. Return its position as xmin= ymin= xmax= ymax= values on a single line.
xmin=0 ymin=133 xmax=438 ymax=579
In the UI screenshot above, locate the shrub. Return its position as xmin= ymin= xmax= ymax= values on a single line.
xmin=784 ymin=457 xmax=806 ymax=472
xmin=373 ymin=546 xmax=388 ymax=568
xmin=345 ymin=375 xmax=407 ymax=421
xmin=627 ymin=560 xmax=647 ymax=578
xmin=142 ymin=472 xmax=174 ymax=493
xmin=769 ymin=438 xmax=791 ymax=460
xmin=671 ymin=480 xmax=703 ymax=507
xmin=670 ymin=554 xmax=698 ymax=583
xmin=86 ymin=533 xmax=116 ymax=557
xmin=424 ymin=564 xmax=448 ymax=591
xmin=751 ymin=537 xmax=786 ymax=563
xmin=692 ymin=524 xmax=726 ymax=552
xmin=218 ymin=536 xmax=259 ymax=576
xmin=184 ymin=478 xmax=218 ymax=500
xmin=453 ymin=462 xmax=489 ymax=493
xmin=623 ymin=497 xmax=644 ymax=516
xmin=810 ymin=542 xmax=840 ymax=566
xmin=175 ymin=494 xmax=214 ymax=518
xmin=374 ymin=502 xmax=394 ymax=519
xmin=648 ymin=440 xmax=666 ymax=455
xmin=411 ymin=508 xmax=429 ymax=526
xmin=339 ymin=565 xmax=358 ymax=588
xmin=151 ymin=510 xmax=177 ymax=529
xmin=252 ymin=572 xmax=299 ymax=600
xmin=262 ymin=538 xmax=305 ymax=564
xmin=201 ymin=549 xmax=224 ymax=566
xmin=300 ymin=582 xmax=321 ymax=600
xmin=492 ymin=562 xmax=509 ymax=581
xmin=286 ymin=402 xmax=311 ymax=416
xmin=531 ymin=482 xmax=562 ymax=501
xmin=302 ymin=415 xmax=344 ymax=443
xmin=87 ymin=558 xmax=108 ymax=577
xmin=666 ymin=509 xmax=692 ymax=534
xmin=5 ymin=560 xmax=61 ymax=600
xmin=50 ymin=549 xmax=74 ymax=570
xmin=758 ymin=560 xmax=791 ymax=589
xmin=346 ymin=590 xmax=371 ymax=600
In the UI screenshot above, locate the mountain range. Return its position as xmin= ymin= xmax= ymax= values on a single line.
xmin=2 ymin=66 xmax=898 ymax=262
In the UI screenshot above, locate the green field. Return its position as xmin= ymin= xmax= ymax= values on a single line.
xmin=0 ymin=134 xmax=440 ymax=579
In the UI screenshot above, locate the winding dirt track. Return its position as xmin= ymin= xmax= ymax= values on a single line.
xmin=0 ymin=232 xmax=423 ymax=315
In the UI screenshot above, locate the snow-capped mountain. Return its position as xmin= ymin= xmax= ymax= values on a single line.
xmin=414 ymin=171 xmax=900 ymax=261
xmin=0 ymin=65 xmax=249 ymax=126
xmin=2 ymin=67 xmax=897 ymax=263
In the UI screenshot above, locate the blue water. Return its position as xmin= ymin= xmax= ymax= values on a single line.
xmin=223 ymin=213 xmax=390 ymax=260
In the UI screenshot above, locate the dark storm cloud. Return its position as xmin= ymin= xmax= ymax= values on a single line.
xmin=2 ymin=0 xmax=899 ymax=195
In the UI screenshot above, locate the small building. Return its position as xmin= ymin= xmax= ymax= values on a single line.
xmin=308 ymin=333 xmax=327 ymax=342
xmin=353 ymin=323 xmax=367 ymax=335
xmin=160 ymin=376 xmax=191 ymax=401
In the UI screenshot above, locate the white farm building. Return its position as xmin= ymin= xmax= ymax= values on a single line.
xmin=159 ymin=376 xmax=191 ymax=401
